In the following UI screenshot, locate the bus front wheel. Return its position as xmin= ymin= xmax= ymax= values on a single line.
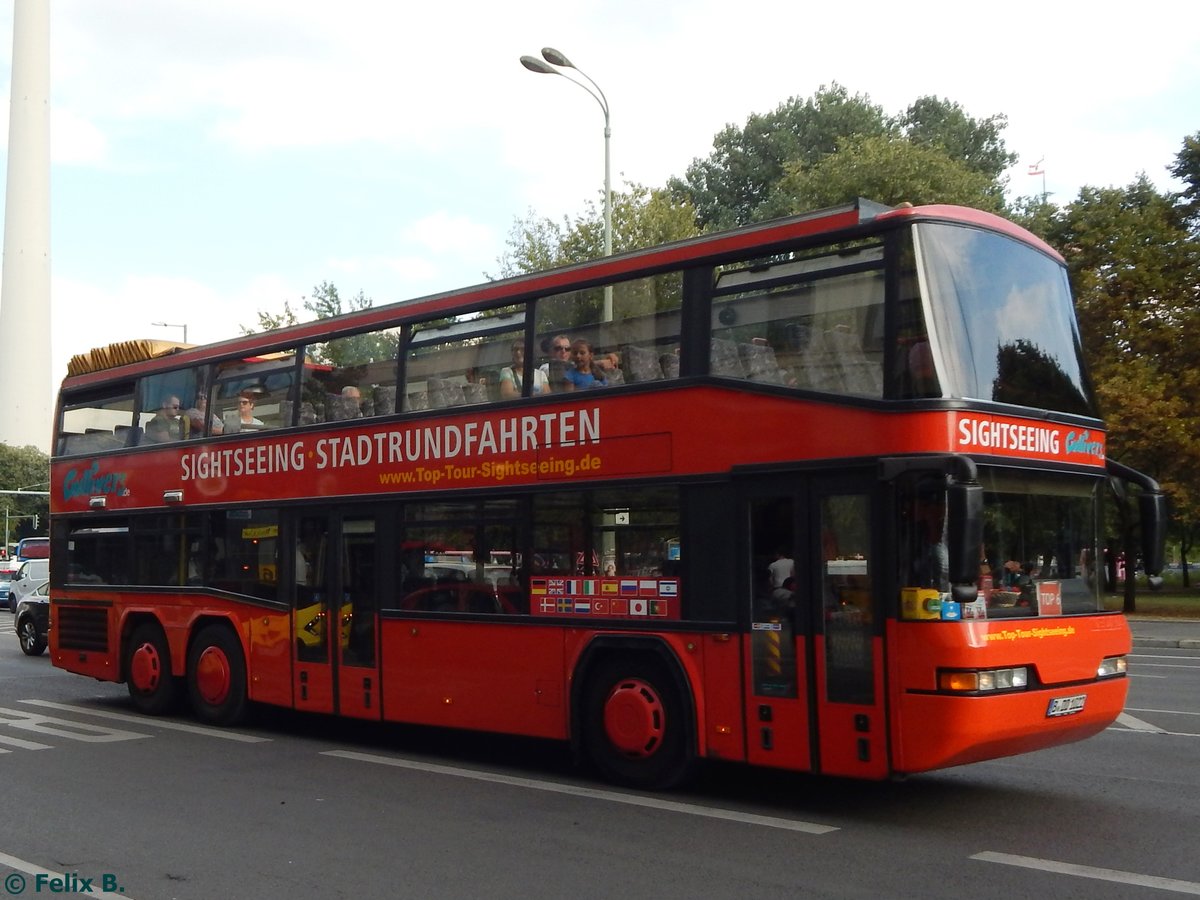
xmin=125 ymin=623 xmax=178 ymax=715
xmin=582 ymin=656 xmax=696 ymax=790
xmin=187 ymin=624 xmax=248 ymax=725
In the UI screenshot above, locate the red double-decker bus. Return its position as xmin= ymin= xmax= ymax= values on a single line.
xmin=49 ymin=200 xmax=1164 ymax=789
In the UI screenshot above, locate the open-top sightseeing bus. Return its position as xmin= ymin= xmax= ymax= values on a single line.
xmin=50 ymin=200 xmax=1164 ymax=789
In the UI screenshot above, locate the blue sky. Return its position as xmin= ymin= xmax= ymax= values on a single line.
xmin=2 ymin=1 xmax=1198 ymax=389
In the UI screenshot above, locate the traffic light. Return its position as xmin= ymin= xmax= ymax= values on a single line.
xmin=32 ymin=513 xmax=39 ymax=530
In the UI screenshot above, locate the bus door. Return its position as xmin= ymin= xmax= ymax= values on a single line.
xmin=742 ymin=474 xmax=888 ymax=778
xmin=291 ymin=509 xmax=381 ymax=719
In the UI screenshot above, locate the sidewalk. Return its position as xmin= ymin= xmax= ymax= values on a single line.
xmin=1127 ymin=616 xmax=1200 ymax=649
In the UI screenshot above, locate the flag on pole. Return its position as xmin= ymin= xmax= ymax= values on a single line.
xmin=1028 ymin=157 xmax=1045 ymax=176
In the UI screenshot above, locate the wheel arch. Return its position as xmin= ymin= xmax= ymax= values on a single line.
xmin=569 ymin=635 xmax=700 ymax=763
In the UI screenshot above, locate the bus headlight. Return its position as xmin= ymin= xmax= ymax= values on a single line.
xmin=938 ymin=666 xmax=1029 ymax=693
xmin=1097 ymin=656 xmax=1127 ymax=678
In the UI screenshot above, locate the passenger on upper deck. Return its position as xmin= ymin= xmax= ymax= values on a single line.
xmin=562 ymin=339 xmax=610 ymax=391
xmin=184 ymin=394 xmax=223 ymax=437
xmin=144 ymin=395 xmax=185 ymax=442
xmin=237 ymin=391 xmax=265 ymax=427
xmin=499 ymin=341 xmax=549 ymax=399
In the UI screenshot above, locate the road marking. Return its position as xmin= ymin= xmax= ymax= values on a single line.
xmin=323 ymin=749 xmax=838 ymax=835
xmin=0 ymin=850 xmax=135 ymax=900
xmin=972 ymin=851 xmax=1200 ymax=895
xmin=1127 ymin=707 xmax=1200 ymax=717
xmin=1117 ymin=712 xmax=1167 ymax=733
xmin=0 ymin=708 xmax=148 ymax=743
xmin=0 ymin=733 xmax=53 ymax=751
xmin=1132 ymin=662 xmax=1200 ymax=669
xmin=19 ymin=700 xmax=271 ymax=742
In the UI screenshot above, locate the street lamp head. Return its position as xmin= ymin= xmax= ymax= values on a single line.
xmin=520 ymin=55 xmax=557 ymax=75
xmin=540 ymin=47 xmax=575 ymax=68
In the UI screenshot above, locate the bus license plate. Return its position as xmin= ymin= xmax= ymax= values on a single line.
xmin=1046 ymin=694 xmax=1086 ymax=717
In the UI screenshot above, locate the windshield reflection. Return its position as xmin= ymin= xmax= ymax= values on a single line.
xmin=915 ymin=223 xmax=1096 ymax=416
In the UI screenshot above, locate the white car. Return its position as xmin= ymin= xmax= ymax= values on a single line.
xmin=9 ymin=557 xmax=49 ymax=613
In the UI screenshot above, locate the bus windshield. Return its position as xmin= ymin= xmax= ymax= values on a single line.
xmin=899 ymin=469 xmax=1106 ymax=617
xmin=915 ymin=223 xmax=1097 ymax=416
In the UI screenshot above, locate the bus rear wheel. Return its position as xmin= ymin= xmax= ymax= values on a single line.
xmin=187 ymin=624 xmax=247 ymax=725
xmin=582 ymin=656 xmax=696 ymax=791
xmin=125 ymin=623 xmax=178 ymax=715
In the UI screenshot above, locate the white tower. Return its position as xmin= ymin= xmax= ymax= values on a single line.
xmin=0 ymin=0 xmax=52 ymax=451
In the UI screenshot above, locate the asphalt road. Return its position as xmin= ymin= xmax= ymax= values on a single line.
xmin=0 ymin=619 xmax=1197 ymax=900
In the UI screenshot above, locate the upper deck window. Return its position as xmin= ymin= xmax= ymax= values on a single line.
xmin=214 ymin=353 xmax=297 ymax=434
xmin=302 ymin=327 xmax=402 ymax=422
xmin=404 ymin=307 xmax=525 ymax=410
xmin=915 ymin=223 xmax=1096 ymax=416
xmin=58 ymin=388 xmax=137 ymax=455
xmin=711 ymin=245 xmax=886 ymax=397
xmin=534 ymin=272 xmax=683 ymax=391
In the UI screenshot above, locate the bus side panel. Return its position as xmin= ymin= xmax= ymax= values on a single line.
xmin=700 ymin=633 xmax=746 ymax=762
xmin=379 ymin=618 xmax=567 ymax=739
xmin=249 ymin=608 xmax=294 ymax=708
xmin=887 ymin=616 xmax=1131 ymax=773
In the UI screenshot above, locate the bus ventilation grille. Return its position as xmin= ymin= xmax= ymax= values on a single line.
xmin=56 ymin=607 xmax=110 ymax=653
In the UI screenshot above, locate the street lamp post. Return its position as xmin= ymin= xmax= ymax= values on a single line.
xmin=520 ymin=46 xmax=612 ymax=320
xmin=152 ymin=321 xmax=188 ymax=344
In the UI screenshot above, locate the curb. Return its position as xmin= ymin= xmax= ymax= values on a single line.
xmin=1133 ymin=638 xmax=1200 ymax=649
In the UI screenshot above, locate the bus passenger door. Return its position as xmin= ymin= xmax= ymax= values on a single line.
xmin=743 ymin=486 xmax=811 ymax=772
xmin=743 ymin=475 xmax=889 ymax=778
xmin=291 ymin=509 xmax=382 ymax=719
xmin=809 ymin=483 xmax=888 ymax=778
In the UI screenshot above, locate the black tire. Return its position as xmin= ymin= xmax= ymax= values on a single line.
xmin=125 ymin=623 xmax=179 ymax=715
xmin=187 ymin=624 xmax=248 ymax=725
xmin=581 ymin=655 xmax=697 ymax=791
xmin=17 ymin=616 xmax=46 ymax=656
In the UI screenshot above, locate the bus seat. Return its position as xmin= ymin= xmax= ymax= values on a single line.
xmin=710 ymin=338 xmax=746 ymax=378
xmin=462 ymin=382 xmax=489 ymax=405
xmin=623 ymin=344 xmax=664 ymax=382
xmin=113 ymin=424 xmax=141 ymax=447
xmin=326 ymin=394 xmax=362 ymax=421
xmin=428 ymin=378 xmax=465 ymax=408
xmin=406 ymin=391 xmax=429 ymax=412
xmin=372 ymin=385 xmax=397 ymax=415
xmin=739 ymin=343 xmax=787 ymax=384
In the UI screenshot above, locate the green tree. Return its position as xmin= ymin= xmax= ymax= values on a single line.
xmin=668 ymin=84 xmax=1015 ymax=229
xmin=494 ymin=182 xmax=699 ymax=278
xmin=243 ymin=299 xmax=300 ymax=334
xmin=762 ymin=134 xmax=1006 ymax=217
xmin=1169 ymin=131 xmax=1200 ymax=229
xmin=0 ymin=444 xmax=50 ymax=546
xmin=668 ymin=83 xmax=890 ymax=230
xmin=897 ymin=96 xmax=1017 ymax=181
xmin=1044 ymin=173 xmax=1200 ymax=600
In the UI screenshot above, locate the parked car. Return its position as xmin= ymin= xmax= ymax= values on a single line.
xmin=9 ymin=557 xmax=49 ymax=613
xmin=0 ymin=567 xmax=14 ymax=611
xmin=15 ymin=580 xmax=49 ymax=656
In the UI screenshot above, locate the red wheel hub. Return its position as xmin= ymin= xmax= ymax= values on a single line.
xmin=129 ymin=642 xmax=163 ymax=693
xmin=194 ymin=645 xmax=231 ymax=706
xmin=603 ymin=678 xmax=665 ymax=757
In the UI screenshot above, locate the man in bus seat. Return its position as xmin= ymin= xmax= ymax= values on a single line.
xmin=328 ymin=385 xmax=364 ymax=420
xmin=184 ymin=393 xmax=223 ymax=437
xmin=236 ymin=391 xmax=265 ymax=428
xmin=144 ymin=395 xmax=186 ymax=442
